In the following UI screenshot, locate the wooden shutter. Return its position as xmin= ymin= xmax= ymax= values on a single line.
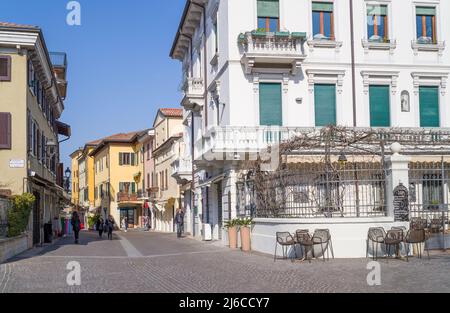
xmin=259 ymin=83 xmax=282 ymax=126
xmin=0 ymin=56 xmax=11 ymax=81
xmin=258 ymin=0 xmax=279 ymax=18
xmin=314 ymin=84 xmax=336 ymax=126
xmin=119 ymin=153 xmax=123 ymax=165
xmin=420 ymin=86 xmax=440 ymax=127
xmin=131 ymin=182 xmax=136 ymax=193
xmin=0 ymin=113 xmax=12 ymax=149
xmin=370 ymin=85 xmax=391 ymax=127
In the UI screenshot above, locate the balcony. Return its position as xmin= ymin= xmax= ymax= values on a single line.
xmin=50 ymin=52 xmax=68 ymax=98
xmin=181 ymin=77 xmax=204 ymax=111
xmin=171 ymin=156 xmax=192 ymax=184
xmin=116 ymin=192 xmax=141 ymax=206
xmin=238 ymin=31 xmax=307 ymax=75
xmin=411 ymin=39 xmax=445 ymax=56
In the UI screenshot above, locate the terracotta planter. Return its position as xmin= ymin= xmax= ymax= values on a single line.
xmin=228 ymin=226 xmax=238 ymax=249
xmin=240 ymin=226 xmax=252 ymax=252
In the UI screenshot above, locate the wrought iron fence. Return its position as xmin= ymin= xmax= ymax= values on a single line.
xmin=409 ymin=161 xmax=449 ymax=226
xmin=252 ymin=162 xmax=387 ymax=218
xmin=236 ymin=180 xmax=256 ymax=217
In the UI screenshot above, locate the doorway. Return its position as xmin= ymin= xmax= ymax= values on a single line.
xmin=120 ymin=208 xmax=135 ymax=229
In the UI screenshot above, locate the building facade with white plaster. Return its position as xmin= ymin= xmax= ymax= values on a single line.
xmin=171 ymin=0 xmax=450 ymax=257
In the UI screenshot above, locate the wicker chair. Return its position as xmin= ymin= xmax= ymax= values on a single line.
xmin=385 ymin=229 xmax=404 ymax=260
xmin=274 ymin=232 xmax=297 ymax=262
xmin=367 ymin=227 xmax=387 ymax=261
xmin=404 ymin=229 xmax=430 ymax=262
xmin=410 ymin=217 xmax=428 ymax=230
xmin=295 ymin=229 xmax=313 ymax=262
xmin=312 ymin=229 xmax=334 ymax=262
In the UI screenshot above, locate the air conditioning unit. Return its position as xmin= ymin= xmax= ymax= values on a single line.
xmin=202 ymin=223 xmax=212 ymax=241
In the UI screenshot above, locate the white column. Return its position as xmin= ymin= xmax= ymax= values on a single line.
xmin=385 ymin=145 xmax=411 ymax=218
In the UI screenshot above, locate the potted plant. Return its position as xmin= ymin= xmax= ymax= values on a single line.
xmin=224 ymin=219 xmax=239 ymax=249
xmin=238 ymin=217 xmax=254 ymax=252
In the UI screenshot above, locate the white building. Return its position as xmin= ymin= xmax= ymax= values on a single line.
xmin=170 ymin=0 xmax=450 ymax=257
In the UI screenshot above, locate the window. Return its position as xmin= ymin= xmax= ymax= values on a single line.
xmin=0 ymin=56 xmax=11 ymax=81
xmin=165 ymin=169 xmax=168 ymax=190
xmin=119 ymin=152 xmax=136 ymax=166
xmin=119 ymin=182 xmax=136 ymax=194
xmin=28 ymin=59 xmax=34 ymax=88
xmin=422 ymin=174 xmax=443 ymax=210
xmin=146 ymin=143 xmax=150 ymax=160
xmin=419 ymin=86 xmax=440 ymax=127
xmin=41 ymin=134 xmax=46 ymax=165
xmin=257 ymin=0 xmax=279 ymax=32
xmin=312 ymin=2 xmax=334 ymax=40
xmin=369 ymin=85 xmax=390 ymax=127
xmin=213 ymin=19 xmax=219 ymax=55
xmin=416 ymin=7 xmax=436 ymax=44
xmin=367 ymin=4 xmax=388 ymax=42
xmin=147 ymin=174 xmax=150 ymax=190
xmin=314 ymin=84 xmax=336 ymax=126
xmin=259 ymin=83 xmax=282 ymax=126
xmin=0 ymin=113 xmax=12 ymax=149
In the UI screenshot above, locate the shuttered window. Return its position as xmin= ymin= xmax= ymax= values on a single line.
xmin=416 ymin=7 xmax=437 ymax=43
xmin=314 ymin=84 xmax=336 ymax=126
xmin=312 ymin=2 xmax=334 ymax=40
xmin=0 ymin=56 xmax=11 ymax=81
xmin=369 ymin=85 xmax=391 ymax=127
xmin=259 ymin=83 xmax=282 ymax=126
xmin=257 ymin=0 xmax=279 ymax=32
xmin=0 ymin=113 xmax=12 ymax=149
xmin=420 ymin=86 xmax=440 ymax=127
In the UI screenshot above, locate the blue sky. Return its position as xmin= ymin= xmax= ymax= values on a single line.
xmin=0 ymin=0 xmax=186 ymax=168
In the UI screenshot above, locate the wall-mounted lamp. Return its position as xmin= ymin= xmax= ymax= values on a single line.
xmin=295 ymin=97 xmax=303 ymax=104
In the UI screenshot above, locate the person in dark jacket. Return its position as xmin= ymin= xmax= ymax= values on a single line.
xmin=96 ymin=217 xmax=104 ymax=238
xmin=107 ymin=215 xmax=115 ymax=240
xmin=71 ymin=211 xmax=81 ymax=244
xmin=175 ymin=208 xmax=185 ymax=238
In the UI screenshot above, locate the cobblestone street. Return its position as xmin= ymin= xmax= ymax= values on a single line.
xmin=1 ymin=231 xmax=450 ymax=293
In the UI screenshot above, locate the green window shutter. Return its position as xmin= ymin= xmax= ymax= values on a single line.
xmin=416 ymin=7 xmax=436 ymax=16
xmin=119 ymin=153 xmax=123 ymax=166
xmin=119 ymin=182 xmax=123 ymax=192
xmin=132 ymin=183 xmax=136 ymax=193
xmin=257 ymin=0 xmax=279 ymax=18
xmin=259 ymin=83 xmax=282 ymax=126
xmin=314 ymin=84 xmax=336 ymax=126
xmin=370 ymin=85 xmax=391 ymax=127
xmin=420 ymin=86 xmax=440 ymax=127
xmin=312 ymin=2 xmax=334 ymax=12
xmin=367 ymin=5 xmax=387 ymax=16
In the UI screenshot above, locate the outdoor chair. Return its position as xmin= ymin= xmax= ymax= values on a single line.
xmin=312 ymin=229 xmax=334 ymax=262
xmin=384 ymin=229 xmax=404 ymax=260
xmin=367 ymin=227 xmax=387 ymax=261
xmin=274 ymin=232 xmax=297 ymax=262
xmin=295 ymin=229 xmax=313 ymax=263
xmin=410 ymin=217 xmax=427 ymax=231
xmin=404 ymin=229 xmax=430 ymax=262
xmin=430 ymin=218 xmax=443 ymax=234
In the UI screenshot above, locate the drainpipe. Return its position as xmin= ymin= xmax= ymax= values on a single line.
xmin=349 ymin=0 xmax=357 ymax=127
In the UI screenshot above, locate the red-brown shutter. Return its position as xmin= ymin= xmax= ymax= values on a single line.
xmin=0 ymin=113 xmax=12 ymax=149
xmin=0 ymin=56 xmax=11 ymax=81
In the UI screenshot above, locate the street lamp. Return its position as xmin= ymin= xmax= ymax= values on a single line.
xmin=64 ymin=167 xmax=71 ymax=192
xmin=338 ymin=152 xmax=348 ymax=166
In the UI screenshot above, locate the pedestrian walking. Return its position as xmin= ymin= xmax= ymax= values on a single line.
xmin=122 ymin=217 xmax=128 ymax=233
xmin=96 ymin=217 xmax=104 ymax=238
xmin=175 ymin=208 xmax=185 ymax=239
xmin=71 ymin=211 xmax=81 ymax=244
xmin=107 ymin=215 xmax=115 ymax=240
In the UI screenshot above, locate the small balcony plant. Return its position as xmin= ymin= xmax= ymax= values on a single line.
xmin=237 ymin=217 xmax=254 ymax=252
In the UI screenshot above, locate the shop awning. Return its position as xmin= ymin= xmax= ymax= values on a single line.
xmin=56 ymin=121 xmax=71 ymax=137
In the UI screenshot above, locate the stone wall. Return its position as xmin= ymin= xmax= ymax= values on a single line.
xmin=0 ymin=234 xmax=29 ymax=263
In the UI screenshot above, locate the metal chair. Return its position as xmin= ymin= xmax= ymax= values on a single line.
xmin=295 ymin=229 xmax=313 ymax=262
xmin=312 ymin=229 xmax=334 ymax=262
xmin=410 ymin=217 xmax=427 ymax=231
xmin=274 ymin=232 xmax=297 ymax=262
xmin=367 ymin=227 xmax=387 ymax=261
xmin=404 ymin=228 xmax=430 ymax=262
xmin=385 ymin=229 xmax=404 ymax=260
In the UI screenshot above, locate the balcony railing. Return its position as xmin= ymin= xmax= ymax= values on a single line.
xmin=238 ymin=31 xmax=307 ymax=74
xmin=117 ymin=192 xmax=139 ymax=203
xmin=181 ymin=77 xmax=204 ymax=110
